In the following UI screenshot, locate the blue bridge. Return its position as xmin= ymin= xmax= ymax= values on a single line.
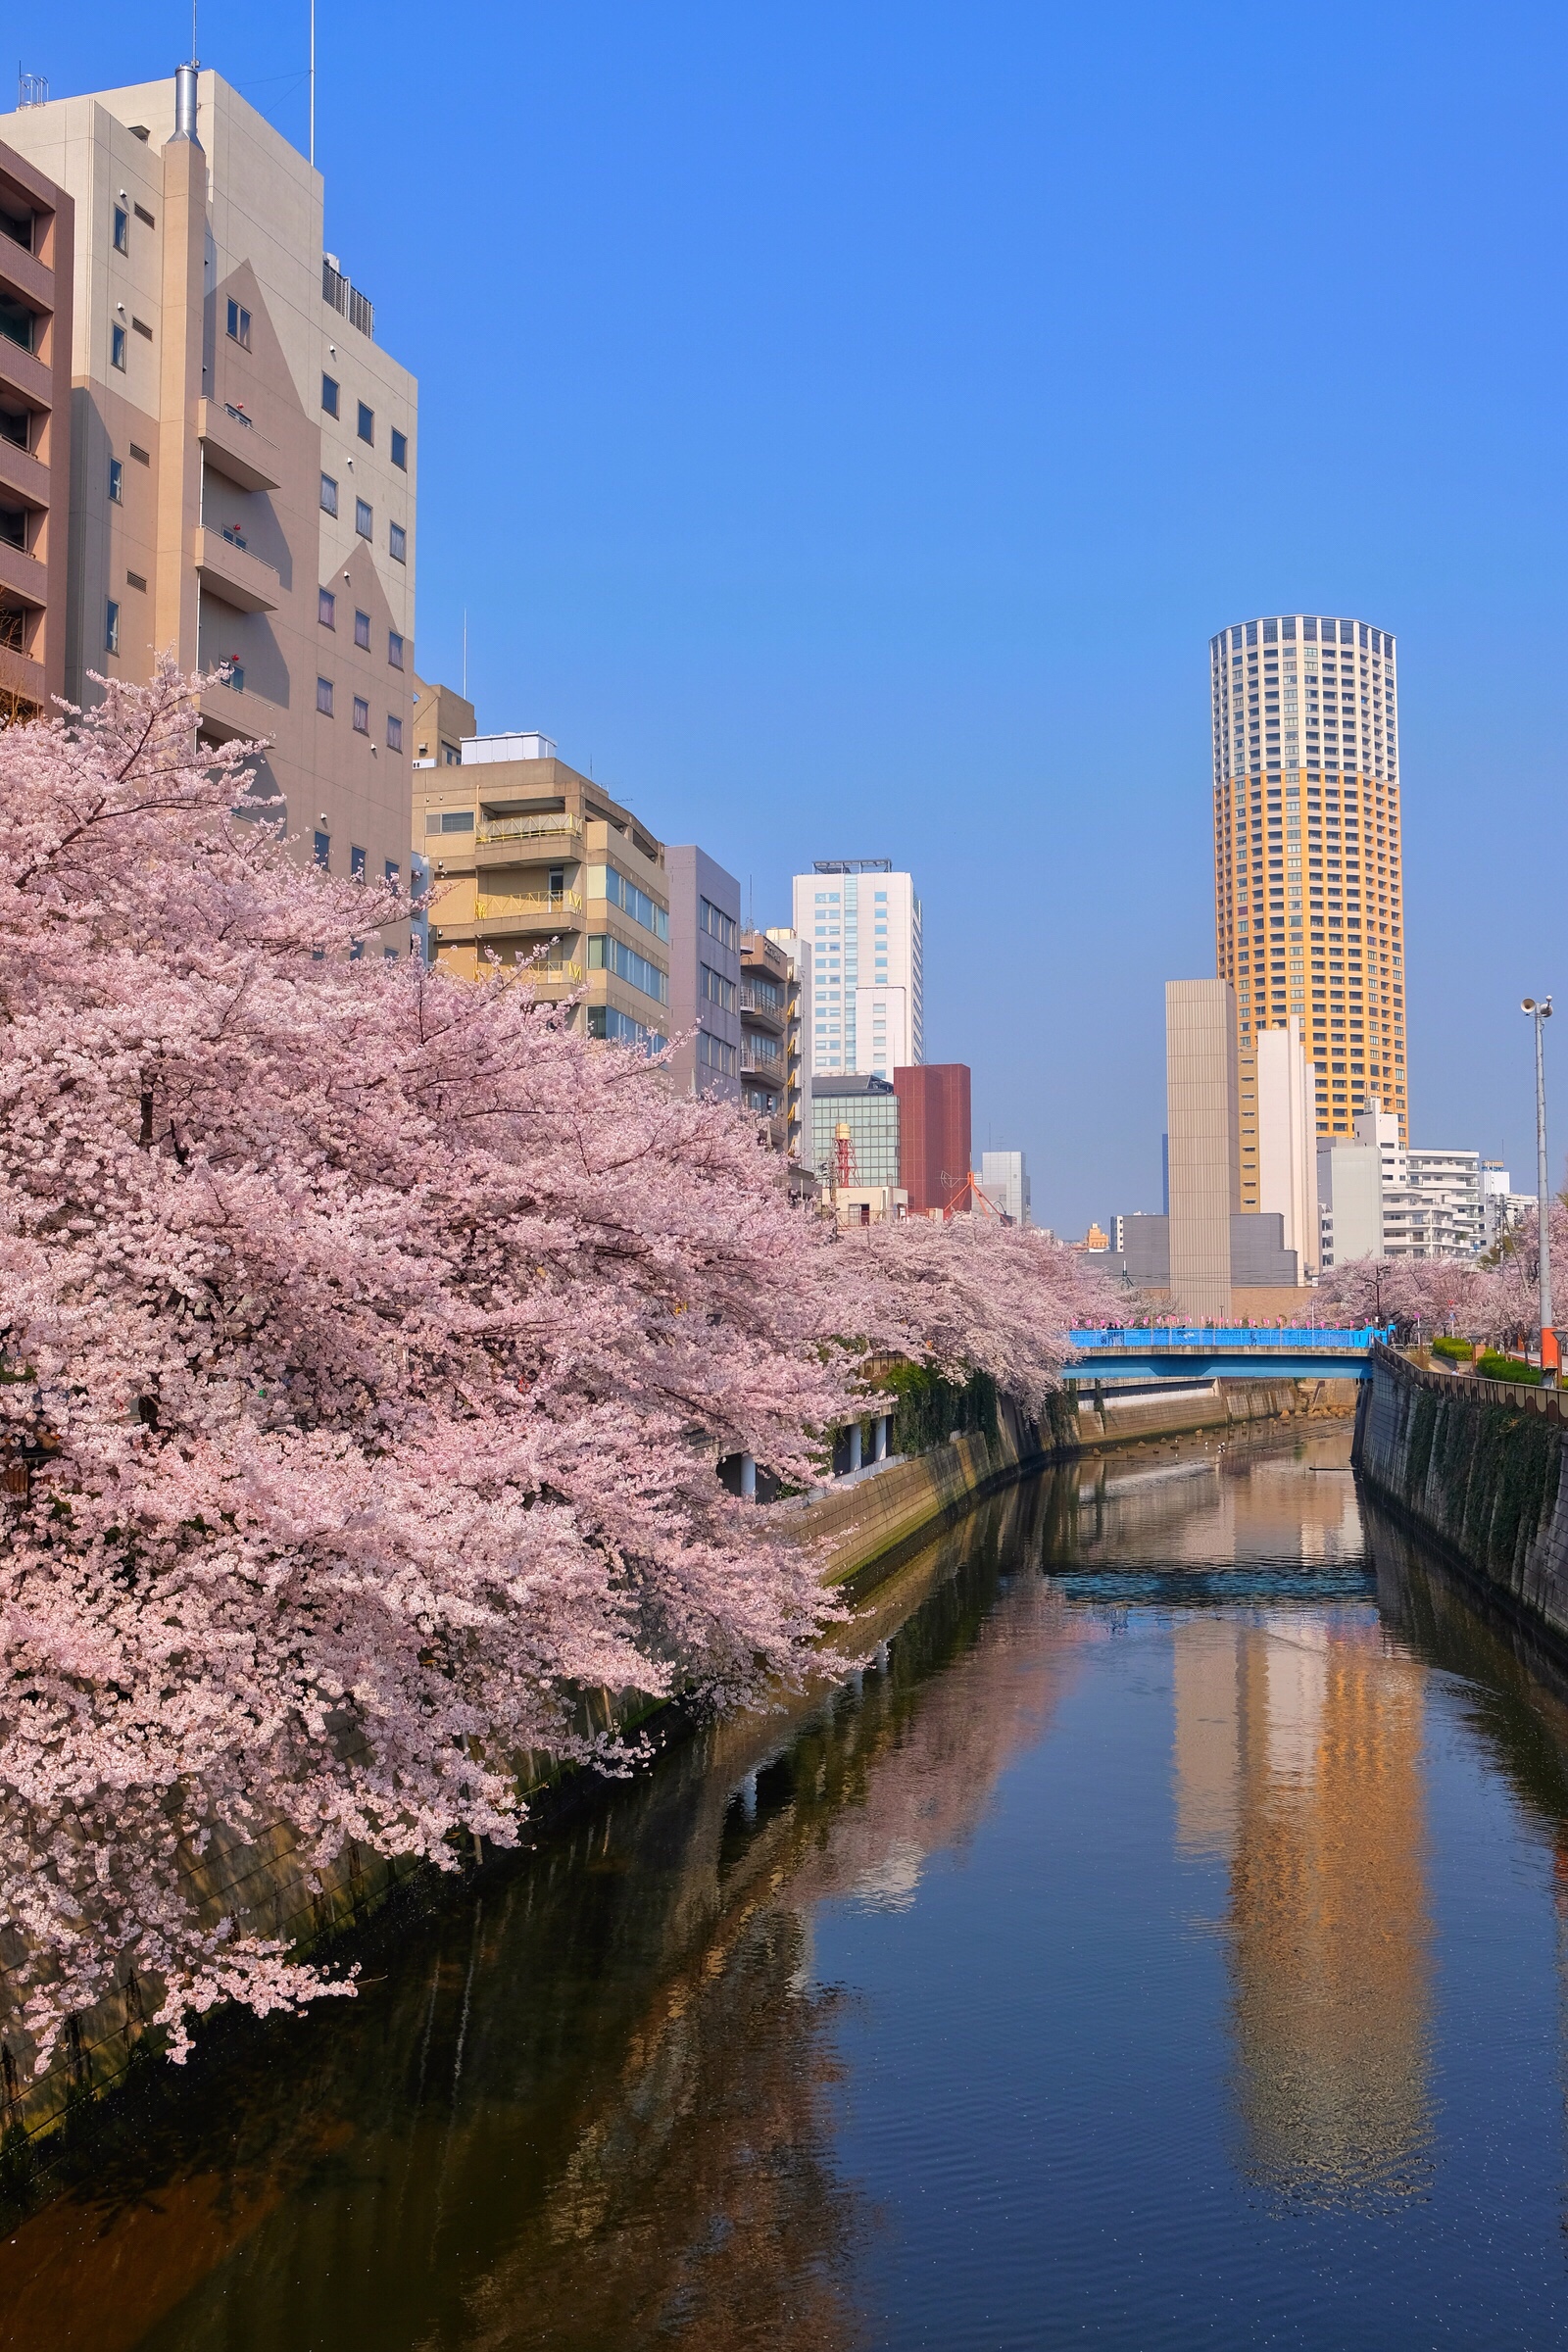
xmin=1066 ymin=1327 xmax=1390 ymax=1384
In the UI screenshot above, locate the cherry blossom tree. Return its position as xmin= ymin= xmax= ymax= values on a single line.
xmin=1313 ymin=1252 xmax=1506 ymax=1342
xmin=0 ymin=670 xmax=1096 ymax=2073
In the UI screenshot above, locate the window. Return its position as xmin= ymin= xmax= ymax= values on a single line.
xmin=587 ymin=1004 xmax=665 ymax=1052
xmin=387 ymin=629 xmax=404 ymax=668
xmin=317 ymin=675 xmax=334 ymax=716
xmin=351 ymin=845 xmax=367 ymax=880
xmin=386 ymin=713 xmax=403 ymax=752
xmin=587 ymin=934 xmax=668 ymax=1004
xmin=384 ymin=859 xmax=400 ymax=889
xmin=357 ymin=401 xmax=374 ymax=445
xmin=108 ymin=457 xmax=123 ymax=504
xmin=318 ymin=587 xmax=336 ymax=627
xmin=113 ymin=206 xmax=129 ymax=254
xmin=390 ymin=427 xmax=407 ymax=470
xmin=219 ymin=658 xmax=244 ymax=691
xmin=355 ymin=498 xmax=372 ymax=538
xmin=314 ymin=831 xmax=330 ymax=870
xmin=354 ymin=608 xmax=370 ymax=649
xmin=423 ymin=808 xmax=474 ymax=834
xmin=353 ymin=696 xmax=369 ymax=734
xmin=225 ymin=299 xmax=251 ymax=349
xmin=700 ymin=963 xmax=736 ymax=1012
xmin=388 ymin=521 xmax=407 ymax=564
xmin=699 ymin=896 xmax=736 ymax=951
xmin=321 ymin=372 xmax=339 ymax=417
xmin=320 ymin=472 xmax=338 ymax=516
xmin=105 ymin=601 xmax=121 ymax=654
xmin=590 ymin=862 xmax=669 ymax=941
xmin=111 ymin=322 xmax=127 ymax=371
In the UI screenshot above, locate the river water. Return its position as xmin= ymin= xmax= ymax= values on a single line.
xmin=7 ymin=1419 xmax=1568 ymax=2350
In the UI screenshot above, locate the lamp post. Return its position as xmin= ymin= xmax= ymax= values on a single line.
xmin=1522 ymin=998 xmax=1555 ymax=1384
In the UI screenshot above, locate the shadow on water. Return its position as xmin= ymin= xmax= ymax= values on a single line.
xmin=10 ymin=1419 xmax=1568 ymax=2347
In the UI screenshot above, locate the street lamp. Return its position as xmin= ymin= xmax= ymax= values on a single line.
xmin=1522 ymin=998 xmax=1555 ymax=1384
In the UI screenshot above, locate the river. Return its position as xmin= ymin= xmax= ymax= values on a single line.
xmin=6 ymin=1418 xmax=1568 ymax=2349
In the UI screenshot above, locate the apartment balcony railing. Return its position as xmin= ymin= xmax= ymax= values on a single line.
xmin=476 ymin=814 xmax=584 ymax=847
xmin=322 ymin=258 xmax=374 ymax=341
xmin=738 ymin=982 xmax=786 ymax=1017
xmin=472 ymin=891 xmax=583 ymax=921
xmin=741 ymin=1039 xmax=784 ymax=1074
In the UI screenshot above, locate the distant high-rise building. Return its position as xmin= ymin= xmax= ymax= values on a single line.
xmin=1209 ymin=616 xmax=1408 ymax=1206
xmin=980 ymin=1150 xmax=1030 ymax=1227
xmin=8 ymin=68 xmax=417 ymax=942
xmin=1255 ymin=1017 xmax=1319 ymax=1278
xmin=895 ymin=1063 xmax=971 ymax=1216
xmin=792 ymin=860 xmax=921 ymax=1078
xmin=1166 ymin=979 xmax=1240 ymax=1320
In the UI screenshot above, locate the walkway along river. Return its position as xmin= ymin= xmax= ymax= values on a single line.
xmin=6 ymin=1415 xmax=1568 ymax=2348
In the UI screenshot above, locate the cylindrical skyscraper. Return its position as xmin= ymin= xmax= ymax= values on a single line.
xmin=1210 ymin=614 xmax=1407 ymax=1206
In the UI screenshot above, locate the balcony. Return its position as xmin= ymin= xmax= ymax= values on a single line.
xmin=740 ymin=1039 xmax=784 ymax=1076
xmin=194 ymin=524 xmax=278 ymax=613
xmin=0 ymin=535 xmax=46 ymax=610
xmin=476 ymin=813 xmax=584 ymax=848
xmin=472 ymin=890 xmax=584 ymax=924
xmin=198 ymin=398 xmax=281 ymax=494
xmin=0 ymin=431 xmax=47 ymax=512
xmin=738 ymin=982 xmax=786 ymax=1028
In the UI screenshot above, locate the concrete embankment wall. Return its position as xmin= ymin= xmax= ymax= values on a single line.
xmin=1353 ymin=1347 xmax=1568 ymax=1643
xmin=0 ymin=1370 xmax=1347 ymax=2151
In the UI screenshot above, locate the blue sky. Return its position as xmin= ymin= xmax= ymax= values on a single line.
xmin=26 ymin=1 xmax=1568 ymax=1232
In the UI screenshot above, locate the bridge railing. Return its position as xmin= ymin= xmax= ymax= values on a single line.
xmin=1068 ymin=1327 xmax=1390 ymax=1351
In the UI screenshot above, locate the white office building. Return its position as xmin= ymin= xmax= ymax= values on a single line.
xmin=1316 ymin=1141 xmax=1384 ymax=1267
xmin=979 ymin=1151 xmax=1031 ymax=1227
xmin=1255 ymin=1016 xmax=1319 ymax=1277
xmin=793 ymin=860 xmax=922 ymax=1079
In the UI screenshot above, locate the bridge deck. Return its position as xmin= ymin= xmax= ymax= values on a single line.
xmin=1066 ymin=1327 xmax=1388 ymax=1384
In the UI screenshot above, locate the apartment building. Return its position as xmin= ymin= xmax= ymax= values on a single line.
xmin=7 ymin=67 xmax=416 ymax=944
xmin=0 ymin=129 xmax=71 ymax=721
xmin=762 ymin=926 xmax=812 ymax=1166
xmin=665 ymin=848 xmax=740 ymax=1102
xmin=1210 ymin=615 xmax=1408 ymax=1206
xmin=416 ymin=724 xmax=671 ymax=1046
xmin=738 ymin=931 xmax=792 ymax=1149
xmin=1350 ymin=1098 xmax=1482 ymax=1261
xmin=792 ymin=859 xmax=922 ymax=1078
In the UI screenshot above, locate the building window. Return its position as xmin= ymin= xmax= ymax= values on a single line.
xmin=108 ymin=457 xmax=123 ymax=504
xmin=355 ymin=498 xmax=372 ymax=538
xmin=390 ymin=427 xmax=408 ymax=470
xmin=219 ymin=658 xmax=244 ymax=692
xmin=353 ymin=696 xmax=369 ymax=734
xmin=320 ymin=472 xmax=338 ymax=515
xmin=387 ymin=629 xmax=404 ymax=668
xmin=384 ymin=858 xmax=400 ymax=889
xmin=357 ymin=401 xmax=374 ymax=445
xmin=314 ymin=830 xmax=330 ymax=869
xmin=590 ymin=862 xmax=669 ymax=941
xmin=225 ymin=298 xmax=251 ymax=349
xmin=317 ymin=675 xmax=334 ymax=716
xmin=388 ymin=521 xmax=407 ymax=564
xmin=351 ymin=844 xmax=367 ymax=880
xmin=105 ymin=600 xmax=121 ymax=655
xmin=318 ymin=587 xmax=336 ymax=627
xmin=700 ymin=962 xmax=736 ymax=1012
xmin=354 ymin=608 xmax=370 ymax=649
xmin=423 ymin=808 xmax=474 ymax=834
xmin=111 ymin=322 xmax=127 ymax=370
xmin=386 ymin=713 xmax=403 ymax=752
xmin=699 ymin=896 xmax=737 ymax=951
xmin=321 ymin=371 xmax=339 ymax=416
xmin=587 ymin=933 xmax=668 ymax=1005
xmin=113 ymin=205 xmax=129 ymax=254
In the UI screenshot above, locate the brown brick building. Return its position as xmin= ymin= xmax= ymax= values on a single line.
xmin=894 ymin=1063 xmax=971 ymax=1217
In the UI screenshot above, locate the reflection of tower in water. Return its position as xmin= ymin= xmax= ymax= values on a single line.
xmin=1174 ymin=1613 xmax=1433 ymax=2200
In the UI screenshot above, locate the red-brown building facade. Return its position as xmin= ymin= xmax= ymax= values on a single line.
xmin=894 ymin=1063 xmax=971 ymax=1216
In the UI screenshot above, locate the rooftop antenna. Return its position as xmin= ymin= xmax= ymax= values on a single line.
xmin=462 ymin=609 xmax=467 ymax=700
xmin=310 ymin=0 xmax=316 ymax=167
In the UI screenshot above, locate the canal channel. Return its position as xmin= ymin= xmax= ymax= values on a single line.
xmin=5 ymin=1416 xmax=1568 ymax=2349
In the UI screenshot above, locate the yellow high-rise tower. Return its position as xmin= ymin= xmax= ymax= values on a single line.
xmin=1210 ymin=615 xmax=1407 ymax=1210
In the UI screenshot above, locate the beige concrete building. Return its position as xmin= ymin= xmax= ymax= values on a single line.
xmin=416 ymin=717 xmax=671 ymax=1045
xmin=6 ymin=67 xmax=416 ymax=943
xmin=0 ymin=131 xmax=72 ymax=721
xmin=1166 ymin=979 xmax=1240 ymax=1320
xmin=1255 ymin=1016 xmax=1318 ymax=1280
xmin=1210 ymin=615 xmax=1408 ymax=1202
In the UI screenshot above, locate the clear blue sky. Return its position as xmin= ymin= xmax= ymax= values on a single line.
xmin=26 ymin=2 xmax=1568 ymax=1232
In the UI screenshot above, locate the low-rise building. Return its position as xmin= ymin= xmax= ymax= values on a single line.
xmin=810 ymin=1073 xmax=899 ymax=1195
xmin=416 ymin=722 xmax=670 ymax=1047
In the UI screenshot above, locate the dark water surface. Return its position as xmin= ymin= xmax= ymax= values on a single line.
xmin=8 ymin=1421 xmax=1568 ymax=2350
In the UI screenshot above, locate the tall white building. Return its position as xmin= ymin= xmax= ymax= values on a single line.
xmin=1317 ymin=1141 xmax=1384 ymax=1268
xmin=979 ymin=1150 xmax=1031 ymax=1227
xmin=1354 ymin=1098 xmax=1483 ymax=1260
xmin=792 ymin=860 xmax=922 ymax=1078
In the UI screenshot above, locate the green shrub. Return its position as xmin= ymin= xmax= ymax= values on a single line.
xmin=1432 ymin=1336 xmax=1472 ymax=1362
xmin=876 ymin=1360 xmax=1000 ymax=1457
xmin=1478 ymin=1351 xmax=1544 ymax=1386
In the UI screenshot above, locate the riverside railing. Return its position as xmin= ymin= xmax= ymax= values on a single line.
xmin=1070 ymin=1327 xmax=1391 ymax=1350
